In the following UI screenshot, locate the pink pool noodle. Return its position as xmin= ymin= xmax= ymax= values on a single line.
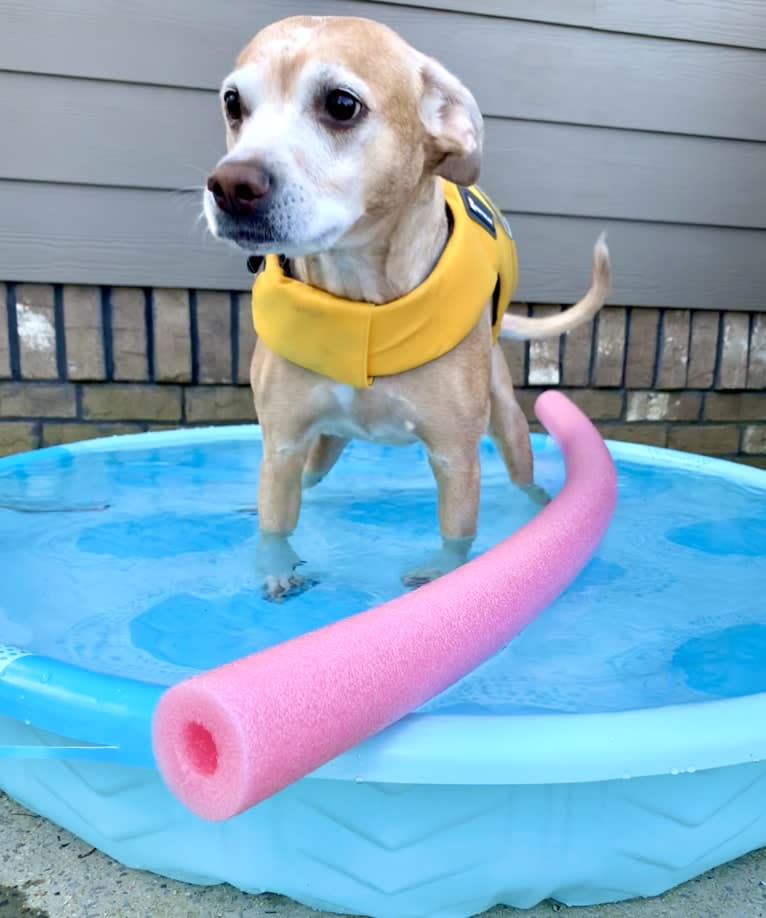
xmin=152 ymin=390 xmax=617 ymax=820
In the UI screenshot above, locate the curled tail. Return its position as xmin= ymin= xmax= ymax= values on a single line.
xmin=500 ymin=233 xmax=611 ymax=341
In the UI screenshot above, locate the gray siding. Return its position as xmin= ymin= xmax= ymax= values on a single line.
xmin=380 ymin=0 xmax=766 ymax=49
xmin=1 ymin=0 xmax=764 ymax=308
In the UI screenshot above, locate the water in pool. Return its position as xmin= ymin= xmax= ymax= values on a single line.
xmin=0 ymin=432 xmax=765 ymax=715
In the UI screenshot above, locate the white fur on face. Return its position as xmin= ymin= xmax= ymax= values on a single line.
xmin=204 ymin=57 xmax=378 ymax=256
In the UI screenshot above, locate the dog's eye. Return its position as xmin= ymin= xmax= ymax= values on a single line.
xmin=223 ymin=89 xmax=242 ymax=122
xmin=324 ymin=89 xmax=362 ymax=124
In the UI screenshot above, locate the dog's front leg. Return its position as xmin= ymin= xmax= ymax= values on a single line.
xmin=257 ymin=437 xmax=312 ymax=601
xmin=403 ymin=445 xmax=480 ymax=589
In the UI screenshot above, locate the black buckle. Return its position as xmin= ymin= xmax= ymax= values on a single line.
xmin=246 ymin=255 xmax=264 ymax=274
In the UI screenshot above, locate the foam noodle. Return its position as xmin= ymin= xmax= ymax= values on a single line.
xmin=152 ymin=390 xmax=617 ymax=820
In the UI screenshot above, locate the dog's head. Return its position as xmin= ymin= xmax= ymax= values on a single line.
xmin=204 ymin=16 xmax=483 ymax=256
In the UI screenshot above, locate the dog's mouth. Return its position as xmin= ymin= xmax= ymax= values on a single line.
xmin=212 ymin=215 xmax=345 ymax=258
xmin=203 ymin=188 xmax=349 ymax=257
xmin=215 ymin=219 xmax=284 ymax=251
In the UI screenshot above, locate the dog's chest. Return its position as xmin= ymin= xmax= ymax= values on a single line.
xmin=316 ymin=383 xmax=419 ymax=445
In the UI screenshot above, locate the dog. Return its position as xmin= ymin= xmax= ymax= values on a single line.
xmin=203 ymin=15 xmax=611 ymax=600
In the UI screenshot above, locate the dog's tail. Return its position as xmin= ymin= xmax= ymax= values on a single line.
xmin=500 ymin=233 xmax=611 ymax=340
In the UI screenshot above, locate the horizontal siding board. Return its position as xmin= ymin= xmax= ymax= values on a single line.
xmin=0 ymin=181 xmax=764 ymax=310
xmin=0 ymin=180 xmax=252 ymax=291
xmin=365 ymin=0 xmax=766 ymax=51
xmin=474 ymin=121 xmax=766 ymax=229
xmin=0 ymin=73 xmax=223 ymax=192
xmin=2 ymin=73 xmax=765 ymax=230
xmin=1 ymin=1 xmax=765 ymax=140
xmin=514 ymin=216 xmax=766 ymax=311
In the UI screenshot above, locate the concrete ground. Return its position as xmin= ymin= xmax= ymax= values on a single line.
xmin=1 ymin=791 xmax=764 ymax=918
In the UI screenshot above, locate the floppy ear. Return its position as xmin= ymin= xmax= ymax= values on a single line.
xmin=418 ymin=56 xmax=484 ymax=186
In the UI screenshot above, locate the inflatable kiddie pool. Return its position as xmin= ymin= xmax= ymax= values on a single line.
xmin=0 ymin=391 xmax=765 ymax=918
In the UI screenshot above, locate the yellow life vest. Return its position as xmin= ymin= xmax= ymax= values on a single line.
xmin=251 ymin=180 xmax=517 ymax=388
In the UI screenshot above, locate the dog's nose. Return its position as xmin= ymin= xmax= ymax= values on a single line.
xmin=206 ymin=162 xmax=272 ymax=217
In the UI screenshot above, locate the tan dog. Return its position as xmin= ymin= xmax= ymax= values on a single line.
xmin=204 ymin=15 xmax=611 ymax=599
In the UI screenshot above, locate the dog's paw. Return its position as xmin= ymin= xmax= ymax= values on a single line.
xmin=257 ymin=532 xmax=316 ymax=602
xmin=402 ymin=538 xmax=472 ymax=590
xmin=522 ymin=482 xmax=552 ymax=507
xmin=262 ymin=572 xmax=318 ymax=603
xmin=402 ymin=567 xmax=445 ymax=590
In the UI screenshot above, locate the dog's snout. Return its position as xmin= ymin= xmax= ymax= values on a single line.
xmin=206 ymin=162 xmax=272 ymax=217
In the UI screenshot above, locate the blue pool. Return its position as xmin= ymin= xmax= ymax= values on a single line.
xmin=0 ymin=426 xmax=764 ymax=917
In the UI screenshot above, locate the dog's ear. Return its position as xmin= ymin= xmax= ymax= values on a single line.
xmin=418 ymin=56 xmax=483 ymax=186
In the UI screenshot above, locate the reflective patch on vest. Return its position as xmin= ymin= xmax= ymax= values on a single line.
xmin=459 ymin=186 xmax=497 ymax=238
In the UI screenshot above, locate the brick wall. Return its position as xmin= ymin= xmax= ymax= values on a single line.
xmin=501 ymin=304 xmax=766 ymax=468
xmin=0 ymin=282 xmax=764 ymax=468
